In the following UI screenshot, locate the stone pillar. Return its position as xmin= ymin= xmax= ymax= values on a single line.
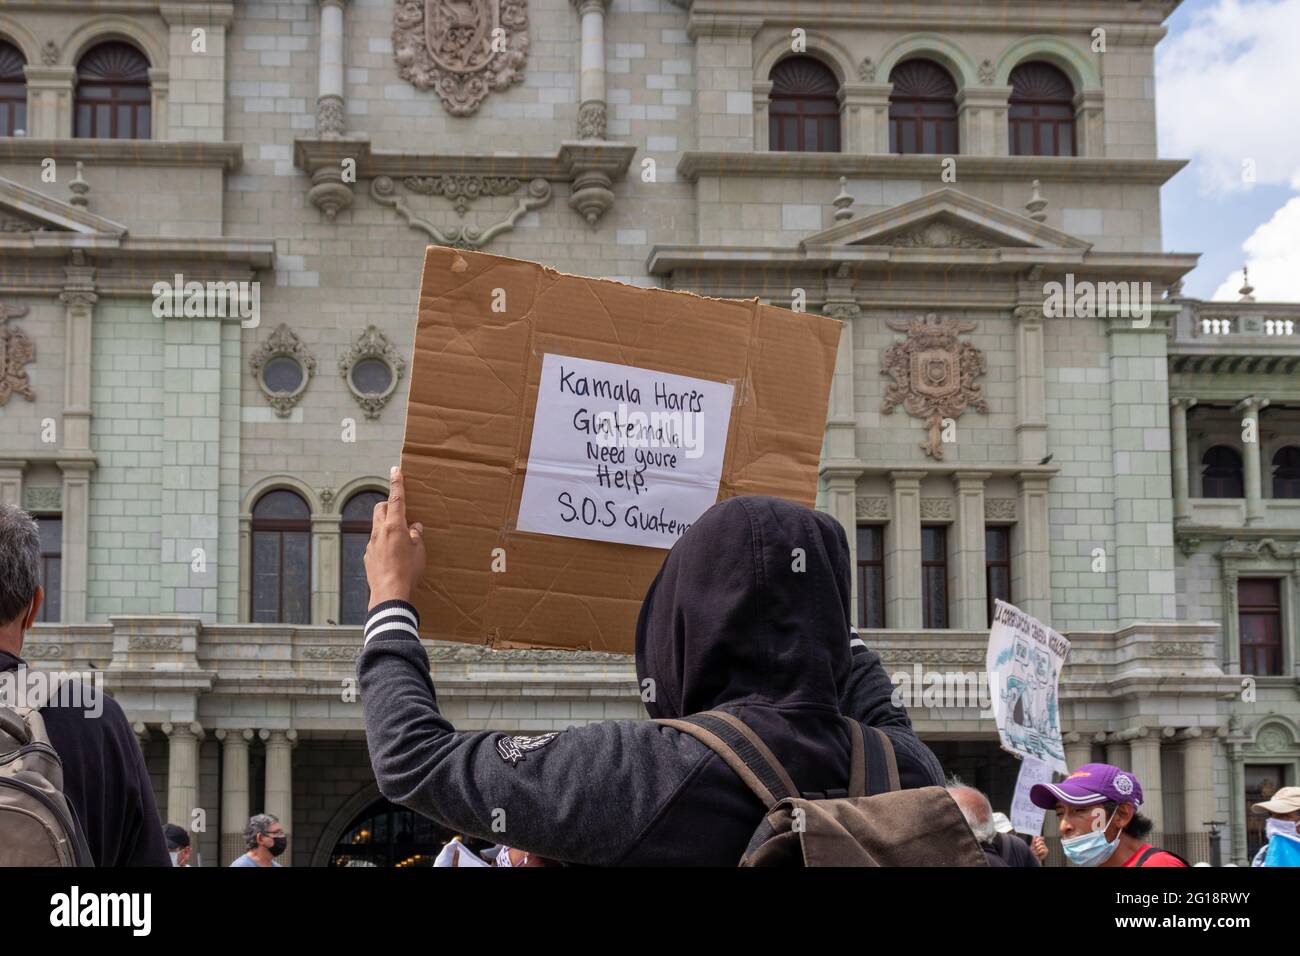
xmin=887 ymin=471 xmax=924 ymax=629
xmin=313 ymin=512 xmax=341 ymax=625
xmin=1104 ymin=734 xmax=1130 ymax=771
xmin=262 ymin=728 xmax=297 ymax=865
xmin=1222 ymin=569 xmax=1240 ymax=674
xmin=1013 ymin=473 xmax=1051 ymax=622
xmin=21 ymin=65 xmax=75 ymax=138
xmin=60 ymin=276 xmax=96 ymax=457
xmin=1234 ymin=396 xmax=1268 ymax=525
xmin=1012 ymin=305 xmax=1048 ymax=465
xmin=1228 ymin=742 xmax=1247 ymax=864
xmin=1074 ymin=89 xmax=1104 ymax=158
xmin=316 ymin=0 xmax=348 ymax=136
xmin=217 ymin=728 xmax=253 ymax=865
xmin=953 ymin=472 xmax=990 ymax=629
xmin=163 ymin=721 xmax=203 ymax=829
xmin=0 ymin=462 xmax=23 ymax=507
xmin=839 ymin=83 xmax=892 ymax=153
xmin=956 ymin=86 xmax=1013 ymax=156
xmin=1128 ymin=728 xmax=1164 ymax=833
xmin=1180 ymin=727 xmax=1215 ymax=838
xmin=822 ymin=467 xmax=863 ymax=615
xmin=1108 ymin=319 xmax=1176 ymax=623
xmin=572 ymin=0 xmax=611 ymax=140
xmin=1063 ymin=730 xmax=1093 ymax=772
xmin=160 ymin=314 xmax=223 ymax=621
xmin=56 ymin=461 xmax=92 ymax=622
xmin=1170 ymin=398 xmax=1195 ymax=522
xmin=821 ymin=296 xmax=860 ymax=463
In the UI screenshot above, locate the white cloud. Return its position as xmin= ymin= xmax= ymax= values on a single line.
xmin=1210 ymin=195 xmax=1300 ymax=299
xmin=1157 ymin=0 xmax=1300 ymax=194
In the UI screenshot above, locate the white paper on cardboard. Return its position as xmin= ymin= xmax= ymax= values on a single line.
xmin=1010 ymin=756 xmax=1054 ymax=836
xmin=515 ymin=353 xmax=734 ymax=549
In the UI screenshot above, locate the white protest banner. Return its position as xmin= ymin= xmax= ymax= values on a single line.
xmin=1010 ymin=756 xmax=1054 ymax=836
xmin=516 ymin=353 xmax=734 ymax=549
xmin=986 ymin=599 xmax=1071 ymax=775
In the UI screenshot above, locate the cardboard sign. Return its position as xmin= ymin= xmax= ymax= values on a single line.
xmin=399 ymin=246 xmax=841 ymax=653
xmin=986 ymin=599 xmax=1071 ymax=774
xmin=1010 ymin=756 xmax=1054 ymax=836
xmin=515 ymin=353 xmax=735 ymax=548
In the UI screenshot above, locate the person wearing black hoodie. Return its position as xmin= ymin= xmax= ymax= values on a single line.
xmin=358 ymin=468 xmax=945 ymax=865
xmin=0 ymin=503 xmax=169 ymax=867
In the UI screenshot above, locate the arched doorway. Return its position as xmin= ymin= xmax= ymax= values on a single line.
xmin=326 ymin=796 xmax=455 ymax=867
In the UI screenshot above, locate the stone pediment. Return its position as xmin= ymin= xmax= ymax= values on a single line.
xmin=801 ymin=187 xmax=1091 ymax=252
xmin=0 ymin=175 xmax=128 ymax=237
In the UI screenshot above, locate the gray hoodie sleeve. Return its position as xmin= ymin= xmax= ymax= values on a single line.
xmin=357 ymin=601 xmax=709 ymax=865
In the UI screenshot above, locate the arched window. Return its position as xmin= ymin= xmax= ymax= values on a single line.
xmin=0 ymin=40 xmax=25 ymax=136
xmin=1008 ymin=61 xmax=1076 ymax=156
xmin=768 ymin=55 xmax=841 ymax=153
xmin=1273 ymin=446 xmax=1300 ymax=499
xmin=75 ymin=41 xmax=151 ymax=139
xmin=888 ymin=59 xmax=958 ymax=155
xmin=250 ymin=489 xmax=311 ymax=624
xmin=328 ymin=797 xmax=453 ymax=867
xmin=1201 ymin=445 xmax=1244 ymax=499
xmin=340 ymin=489 xmax=387 ymax=626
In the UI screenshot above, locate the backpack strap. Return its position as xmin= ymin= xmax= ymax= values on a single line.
xmin=656 ymin=710 xmax=798 ymax=809
xmin=851 ymin=719 xmax=901 ymax=796
xmin=1135 ymin=845 xmax=1189 ymax=867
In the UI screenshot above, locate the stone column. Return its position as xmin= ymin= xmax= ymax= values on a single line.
xmin=60 ymin=275 xmax=96 ymax=457
xmin=1222 ymin=569 xmax=1240 ymax=674
xmin=1074 ymin=89 xmax=1104 ymax=158
xmin=839 ymin=83 xmax=892 ymax=153
xmin=262 ymin=728 xmax=297 ymax=865
xmin=56 ymin=461 xmax=92 ymax=622
xmin=1063 ymin=730 xmax=1093 ymax=772
xmin=217 ymin=728 xmax=253 ymax=864
xmin=1012 ymin=305 xmax=1048 ymax=465
xmin=572 ymin=0 xmax=611 ymax=140
xmin=163 ymin=721 xmax=203 ymax=830
xmin=1180 ymin=727 xmax=1215 ymax=838
xmin=316 ymin=0 xmax=348 ymax=136
xmin=956 ymin=85 xmax=1013 ymax=156
xmin=313 ymin=512 xmax=341 ymax=625
xmin=1170 ymin=398 xmax=1195 ymax=522
xmin=0 ymin=462 xmax=23 ymax=507
xmin=821 ymin=297 xmax=860 ymax=463
xmin=1234 ymin=396 xmax=1268 ymax=525
xmin=1228 ymin=742 xmax=1247 ymax=865
xmin=822 ymin=467 xmax=863 ymax=616
xmin=1128 ymin=727 xmax=1164 ymax=833
xmin=1014 ymin=473 xmax=1051 ymax=622
xmin=887 ymin=471 xmax=924 ymax=629
xmin=1104 ymin=734 xmax=1130 ymax=771
xmin=21 ymin=65 xmax=75 ymax=138
xmin=953 ymin=471 xmax=990 ymax=629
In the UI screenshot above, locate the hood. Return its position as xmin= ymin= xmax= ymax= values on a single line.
xmin=634 ymin=495 xmax=852 ymax=719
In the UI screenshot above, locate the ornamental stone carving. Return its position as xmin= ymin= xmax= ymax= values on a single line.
xmin=978 ymin=58 xmax=995 ymax=84
xmin=129 ymin=634 xmax=182 ymax=651
xmin=577 ymin=101 xmax=607 ymax=140
xmin=1 ymin=304 xmax=36 ymax=406
xmin=23 ymin=486 xmax=61 ymax=512
xmin=250 ymin=324 xmax=317 ymax=418
xmin=392 ymin=0 xmax=529 ymax=116
xmin=857 ymin=57 xmax=876 ymax=82
xmin=1150 ymin=642 xmax=1203 ymax=658
xmin=881 ymin=313 xmax=989 ymax=460
xmin=315 ymin=96 xmax=346 ymax=136
xmin=884 ymin=221 xmax=997 ymax=249
xmin=881 ymin=648 xmax=987 ymax=665
xmin=41 ymin=40 xmax=60 ymax=66
xmin=370 ymin=175 xmax=551 ymax=249
xmin=402 ymin=174 xmax=522 ymax=216
xmin=919 ymin=497 xmax=954 ymax=520
xmin=0 ymin=212 xmax=43 ymax=233
xmin=985 ymin=498 xmax=1017 ymax=521
xmin=1256 ymin=727 xmax=1289 ymax=752
xmin=339 ymin=325 xmax=407 ymax=420
xmin=856 ymin=496 xmax=889 ymax=519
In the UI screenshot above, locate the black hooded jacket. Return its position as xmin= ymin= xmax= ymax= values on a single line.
xmin=358 ymin=496 xmax=944 ymax=865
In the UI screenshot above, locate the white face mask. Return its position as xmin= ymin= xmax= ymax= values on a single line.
xmin=1265 ymin=818 xmax=1298 ymax=840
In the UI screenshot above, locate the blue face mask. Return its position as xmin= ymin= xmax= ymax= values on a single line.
xmin=1061 ymin=810 xmax=1121 ymax=867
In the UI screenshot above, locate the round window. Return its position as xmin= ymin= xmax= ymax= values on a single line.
xmin=262 ymin=356 xmax=305 ymax=394
xmin=350 ymin=357 xmax=394 ymax=396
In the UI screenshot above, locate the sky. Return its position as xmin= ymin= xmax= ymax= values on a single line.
xmin=1157 ymin=0 xmax=1300 ymax=301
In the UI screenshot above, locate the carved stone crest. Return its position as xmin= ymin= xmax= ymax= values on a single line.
xmin=392 ymin=0 xmax=529 ymax=116
xmin=985 ymin=498 xmax=1017 ymax=521
xmin=1 ymin=304 xmax=36 ymax=406
xmin=856 ymin=496 xmax=889 ymax=519
xmin=402 ymin=175 xmax=522 ymax=216
xmin=883 ymin=221 xmax=997 ymax=249
xmin=881 ymin=313 xmax=988 ymax=459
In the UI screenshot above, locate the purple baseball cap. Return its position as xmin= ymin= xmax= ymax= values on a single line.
xmin=1030 ymin=763 xmax=1144 ymax=810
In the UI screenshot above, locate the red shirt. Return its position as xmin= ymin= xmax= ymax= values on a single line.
xmin=1122 ymin=844 xmax=1187 ymax=867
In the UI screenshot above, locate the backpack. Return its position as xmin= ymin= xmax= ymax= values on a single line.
xmin=1134 ymin=845 xmax=1190 ymax=867
xmin=656 ymin=710 xmax=987 ymax=867
xmin=0 ymin=677 xmax=94 ymax=866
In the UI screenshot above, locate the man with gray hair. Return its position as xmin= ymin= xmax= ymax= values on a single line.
xmin=0 ymin=503 xmax=169 ymax=865
xmin=947 ymin=778 xmax=1039 ymax=868
xmin=230 ymin=813 xmax=288 ymax=867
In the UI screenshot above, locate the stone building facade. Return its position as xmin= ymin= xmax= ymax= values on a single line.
xmin=0 ymin=0 xmax=1295 ymax=865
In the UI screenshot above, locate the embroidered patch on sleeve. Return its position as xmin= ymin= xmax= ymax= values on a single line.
xmin=496 ymin=732 xmax=560 ymax=766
